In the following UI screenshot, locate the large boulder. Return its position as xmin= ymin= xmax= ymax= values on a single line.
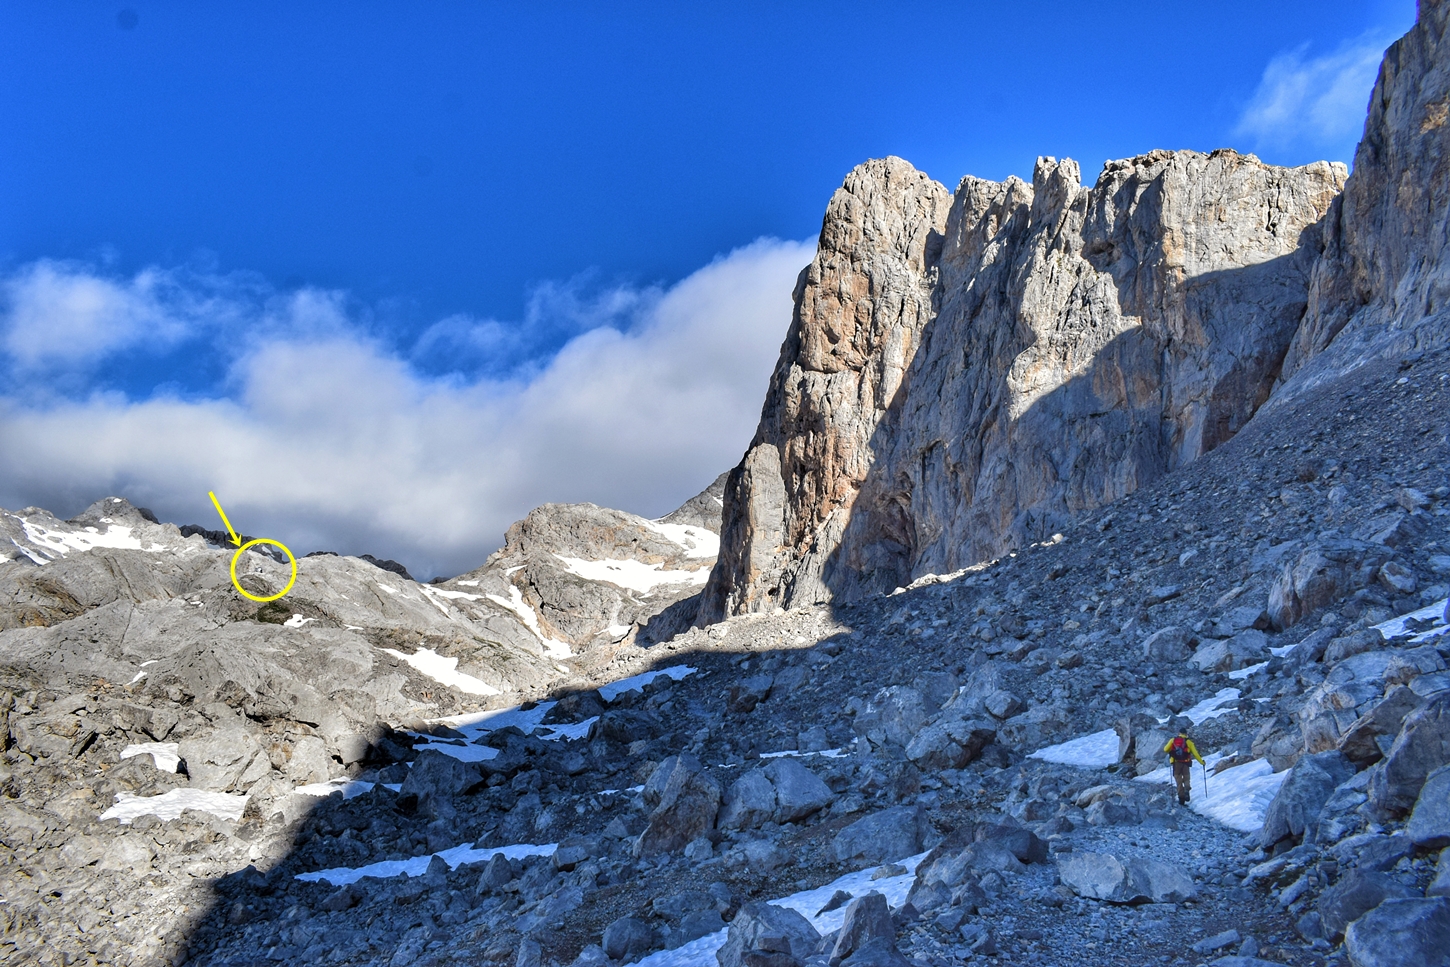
xmin=1268 ymin=540 xmax=1392 ymax=631
xmin=1369 ymin=694 xmax=1450 ymax=817
xmin=718 ymin=770 xmax=777 ymax=831
xmin=1141 ymin=626 xmax=1194 ymax=663
xmin=833 ymin=805 xmax=928 ymax=867
xmin=1343 ymin=897 xmax=1450 ymax=967
xmin=602 ymin=917 xmax=656 ymax=963
xmin=1056 ymin=852 xmax=1197 ymax=904
xmin=865 ymin=686 xmax=929 ymax=748
xmin=1407 ymin=765 xmax=1450 ymax=848
xmin=1318 ymin=870 xmax=1416 ymax=942
xmin=634 ymin=756 xmax=722 ymax=858
xmin=399 ymin=748 xmax=484 ymax=799
xmin=830 ymin=893 xmax=898 ymax=964
xmin=176 ymin=729 xmax=265 ymax=792
xmin=1257 ymin=751 xmax=1356 ymax=848
xmin=1191 ymin=630 xmax=1269 ymax=673
xmin=762 ymin=758 xmax=833 ymax=822
xmin=904 ymin=718 xmax=996 ymax=770
xmin=715 ymin=902 xmax=819 ymax=967
xmin=1339 ymin=687 xmax=1427 ymax=767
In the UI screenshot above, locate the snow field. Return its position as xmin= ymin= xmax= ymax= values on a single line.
xmin=641 ymin=521 xmax=721 ymax=560
xmin=1028 ymin=729 xmax=1120 ymax=769
xmin=1374 ymin=596 xmax=1450 ymax=643
xmin=1136 ymin=756 xmax=1288 ymax=832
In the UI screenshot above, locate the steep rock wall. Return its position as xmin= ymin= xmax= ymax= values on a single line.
xmin=1278 ymin=0 xmax=1450 ymax=390
xmin=702 ymin=149 xmax=1344 ymax=618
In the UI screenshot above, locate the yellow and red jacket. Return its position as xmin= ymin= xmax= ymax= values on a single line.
xmin=1164 ymin=735 xmax=1204 ymax=765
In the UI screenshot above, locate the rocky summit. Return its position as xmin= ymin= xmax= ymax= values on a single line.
xmin=4 ymin=6 xmax=1450 ymax=967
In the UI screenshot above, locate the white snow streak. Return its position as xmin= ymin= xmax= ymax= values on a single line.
xmin=597 ymin=664 xmax=697 ymax=701
xmin=1375 ymin=598 xmax=1450 ymax=643
xmin=486 ymin=585 xmax=573 ymax=658
xmin=642 ymin=521 xmax=721 ymax=559
xmin=296 ymin=841 xmax=557 ymax=886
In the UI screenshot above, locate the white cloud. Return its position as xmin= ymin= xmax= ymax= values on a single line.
xmin=1234 ymin=35 xmax=1392 ymax=156
xmin=0 ymin=238 xmax=813 ymax=577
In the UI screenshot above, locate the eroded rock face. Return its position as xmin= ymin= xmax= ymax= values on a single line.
xmin=703 ymin=149 xmax=1344 ymax=615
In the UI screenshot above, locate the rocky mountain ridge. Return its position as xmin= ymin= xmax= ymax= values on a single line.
xmin=702 ymin=0 xmax=1450 ymax=620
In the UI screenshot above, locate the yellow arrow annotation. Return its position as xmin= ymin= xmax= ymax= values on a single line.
xmin=207 ymin=491 xmax=243 ymax=547
xmin=208 ymin=491 xmax=297 ymax=602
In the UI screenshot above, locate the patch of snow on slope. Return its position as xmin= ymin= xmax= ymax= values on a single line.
xmin=597 ymin=665 xmax=697 ymax=701
xmin=283 ymin=614 xmax=315 ymax=628
xmin=1228 ymin=661 xmax=1268 ymax=680
xmin=19 ymin=518 xmax=153 ymax=560
xmin=1376 ymin=598 xmax=1449 ymax=643
xmin=554 ymin=555 xmax=710 ymax=593
xmin=120 ymin=742 xmax=181 ymax=772
xmin=1181 ymin=687 xmax=1241 ymax=724
xmin=382 ymin=647 xmax=500 ymax=695
xmin=411 ymin=738 xmax=499 ymax=762
xmin=102 ymin=790 xmax=247 ymax=825
xmin=296 ymin=841 xmax=557 ymax=886
xmin=1137 ymin=756 xmax=1288 ymax=832
xmin=424 ymin=587 xmax=483 ymax=601
xmin=1029 ymin=729 xmax=1120 ymax=768
xmin=486 ymin=585 xmax=573 ymax=658
xmin=643 ymin=521 xmax=721 ymax=559
xmin=295 ymin=779 xmax=377 ymax=799
xmin=633 ymin=853 xmax=926 ymax=967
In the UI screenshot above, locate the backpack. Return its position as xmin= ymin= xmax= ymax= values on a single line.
xmin=1170 ymin=736 xmax=1191 ymax=763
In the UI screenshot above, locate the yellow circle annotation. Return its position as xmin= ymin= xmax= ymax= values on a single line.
xmin=229 ymin=538 xmax=298 ymax=602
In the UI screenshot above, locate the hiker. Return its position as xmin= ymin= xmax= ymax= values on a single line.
xmin=1164 ymin=729 xmax=1204 ymax=805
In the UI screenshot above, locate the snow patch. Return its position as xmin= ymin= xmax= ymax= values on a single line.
xmin=597 ymin=664 xmax=697 ymax=701
xmin=1180 ymin=687 xmax=1241 ymax=724
xmin=642 ymin=521 xmax=721 ymax=559
xmin=1029 ymin=728 xmax=1120 ymax=768
xmin=296 ymin=841 xmax=557 ymax=886
xmin=294 ymin=779 xmax=377 ymax=799
xmin=554 ymin=555 xmax=710 ymax=593
xmin=120 ymin=742 xmax=180 ymax=773
xmin=1227 ymin=661 xmax=1268 ymax=680
xmin=283 ymin=614 xmax=315 ymax=629
xmin=381 ymin=647 xmax=500 ymax=696
xmin=1137 ymin=755 xmax=1288 ymax=832
xmin=101 ymin=789 xmax=247 ymax=825
xmin=19 ymin=517 xmax=154 ymax=560
xmin=1375 ymin=598 xmax=1450 ymax=643
xmin=632 ymin=853 xmax=926 ymax=967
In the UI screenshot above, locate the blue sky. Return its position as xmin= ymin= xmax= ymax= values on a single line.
xmin=0 ymin=0 xmax=1419 ymax=576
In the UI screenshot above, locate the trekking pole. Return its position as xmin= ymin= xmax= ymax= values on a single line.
xmin=1203 ymin=761 xmax=1209 ymax=799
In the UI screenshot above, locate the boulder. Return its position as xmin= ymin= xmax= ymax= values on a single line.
xmin=1339 ymin=686 xmax=1426 ymax=767
xmin=634 ymin=757 xmax=722 ymax=858
xmin=1268 ymin=540 xmax=1392 ymax=631
xmin=833 ymin=806 xmax=928 ymax=867
xmin=1343 ymin=897 xmax=1450 ymax=967
xmin=718 ymin=770 xmax=777 ymax=831
xmin=176 ymin=730 xmax=263 ymax=792
xmin=976 ymin=824 xmax=1048 ymax=864
xmin=904 ymin=719 xmax=996 ymax=770
xmin=762 ymin=758 xmax=833 ymax=822
xmin=1428 ymin=850 xmax=1450 ymax=899
xmin=1192 ymin=631 xmax=1269 ymax=673
xmin=1142 ymin=626 xmax=1194 ymax=663
xmin=715 ymin=902 xmax=820 ymax=967
xmin=1407 ymin=765 xmax=1450 ymax=848
xmin=399 ymin=749 xmax=484 ymax=799
xmin=729 ymin=675 xmax=774 ymax=714
xmin=1257 ymin=751 xmax=1356 ymax=848
xmin=871 ymin=686 xmax=929 ymax=747
xmin=1318 ymin=870 xmax=1416 ymax=941
xmin=983 ymin=690 xmax=1025 ymax=720
xmin=602 ymin=917 xmax=656 ymax=963
xmin=1056 ymin=852 xmax=1197 ymax=904
xmin=1369 ymin=694 xmax=1450 ymax=817
xmin=830 ymin=892 xmax=896 ymax=963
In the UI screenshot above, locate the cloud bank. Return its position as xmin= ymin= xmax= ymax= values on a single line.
xmin=0 ymin=239 xmax=813 ymax=577
xmin=1234 ymin=34 xmax=1392 ymax=159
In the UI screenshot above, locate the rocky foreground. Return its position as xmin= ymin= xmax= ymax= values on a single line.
xmin=2 ymin=346 xmax=1448 ymax=967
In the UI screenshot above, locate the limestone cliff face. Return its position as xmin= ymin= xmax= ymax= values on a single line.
xmin=1278 ymin=0 xmax=1450 ymax=389
xmin=702 ymin=149 xmax=1345 ymax=618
